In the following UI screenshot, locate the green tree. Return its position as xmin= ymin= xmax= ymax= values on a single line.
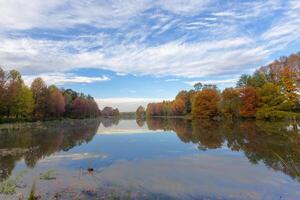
xmin=0 ymin=68 xmax=8 ymax=117
xmin=6 ymin=70 xmax=23 ymax=117
xmin=14 ymin=85 xmax=34 ymax=118
xmin=193 ymin=82 xmax=202 ymax=91
xmin=236 ymin=74 xmax=251 ymax=88
xmin=258 ymin=83 xmax=285 ymax=109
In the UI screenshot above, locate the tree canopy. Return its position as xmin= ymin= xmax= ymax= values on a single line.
xmin=0 ymin=68 xmax=119 ymax=122
xmin=145 ymin=53 xmax=300 ymax=121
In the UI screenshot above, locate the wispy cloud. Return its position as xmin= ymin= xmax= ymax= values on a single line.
xmin=0 ymin=0 xmax=211 ymax=30
xmin=184 ymin=78 xmax=239 ymax=87
xmin=262 ymin=0 xmax=300 ymax=49
xmin=23 ymin=73 xmax=110 ymax=86
xmin=165 ymin=79 xmax=180 ymax=82
xmin=0 ymin=0 xmax=298 ymax=83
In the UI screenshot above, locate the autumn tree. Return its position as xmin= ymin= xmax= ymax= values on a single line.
xmin=0 ymin=67 xmax=100 ymax=121
xmin=136 ymin=106 xmax=145 ymax=119
xmin=172 ymin=91 xmax=189 ymax=115
xmin=146 ymin=102 xmax=164 ymax=116
xmin=48 ymin=87 xmax=65 ymax=117
xmin=280 ymin=66 xmax=300 ymax=109
xmin=171 ymin=98 xmax=185 ymax=115
xmin=0 ymin=68 xmax=8 ymax=117
xmin=0 ymin=69 xmax=34 ymax=119
xmin=239 ymin=87 xmax=260 ymax=118
xmin=156 ymin=102 xmax=164 ymax=116
xmin=87 ymin=99 xmax=100 ymax=117
xmin=71 ymin=97 xmax=87 ymax=118
xmin=6 ymin=70 xmax=24 ymax=117
xmin=162 ymin=101 xmax=173 ymax=116
xmin=219 ymin=88 xmax=241 ymax=119
xmin=187 ymin=89 xmax=196 ymax=113
xmin=146 ymin=103 xmax=155 ymax=116
xmin=63 ymin=89 xmax=79 ymax=116
xmin=101 ymin=106 xmax=119 ymax=117
xmin=192 ymin=88 xmax=221 ymax=119
xmin=71 ymin=97 xmax=100 ymax=118
xmin=31 ymin=78 xmax=49 ymax=118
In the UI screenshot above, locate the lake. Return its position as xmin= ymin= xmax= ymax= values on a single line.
xmin=0 ymin=118 xmax=299 ymax=200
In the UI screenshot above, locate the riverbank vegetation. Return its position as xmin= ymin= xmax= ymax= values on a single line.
xmin=0 ymin=68 xmax=119 ymax=123
xmin=145 ymin=53 xmax=300 ymax=121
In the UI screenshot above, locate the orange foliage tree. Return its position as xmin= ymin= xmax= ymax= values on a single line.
xmin=280 ymin=66 xmax=300 ymax=108
xmin=48 ymin=88 xmax=66 ymax=117
xmin=172 ymin=98 xmax=185 ymax=115
xmin=239 ymin=87 xmax=260 ymax=118
xmin=192 ymin=88 xmax=220 ymax=119
xmin=172 ymin=90 xmax=190 ymax=115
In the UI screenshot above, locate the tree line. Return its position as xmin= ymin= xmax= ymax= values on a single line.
xmin=143 ymin=53 xmax=300 ymax=120
xmin=0 ymin=68 xmax=119 ymax=122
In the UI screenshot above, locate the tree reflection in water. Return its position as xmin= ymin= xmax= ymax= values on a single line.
xmin=145 ymin=118 xmax=300 ymax=181
xmin=0 ymin=119 xmax=102 ymax=181
xmin=1 ymin=117 xmax=299 ymax=184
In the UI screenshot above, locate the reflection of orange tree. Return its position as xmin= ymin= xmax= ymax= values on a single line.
xmin=0 ymin=119 xmax=101 ymax=181
xmin=146 ymin=118 xmax=224 ymax=149
xmin=145 ymin=118 xmax=300 ymax=181
xmin=191 ymin=120 xmax=224 ymax=150
xmin=146 ymin=118 xmax=167 ymax=131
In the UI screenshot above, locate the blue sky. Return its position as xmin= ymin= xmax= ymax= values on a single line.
xmin=0 ymin=0 xmax=299 ymax=111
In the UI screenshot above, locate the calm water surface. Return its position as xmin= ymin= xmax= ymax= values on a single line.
xmin=0 ymin=118 xmax=299 ymax=200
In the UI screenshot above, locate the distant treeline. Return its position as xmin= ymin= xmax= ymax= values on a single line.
xmin=143 ymin=53 xmax=300 ymax=120
xmin=0 ymin=68 xmax=119 ymax=122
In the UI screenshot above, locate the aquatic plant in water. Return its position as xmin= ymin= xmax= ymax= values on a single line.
xmin=0 ymin=170 xmax=27 ymax=195
xmin=39 ymin=169 xmax=56 ymax=180
xmin=0 ymin=179 xmax=16 ymax=194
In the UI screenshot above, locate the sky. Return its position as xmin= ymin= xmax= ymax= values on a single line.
xmin=0 ymin=0 xmax=300 ymax=111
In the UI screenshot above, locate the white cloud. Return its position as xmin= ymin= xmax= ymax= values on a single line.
xmin=165 ymin=79 xmax=180 ymax=82
xmin=0 ymin=0 xmax=298 ymax=82
xmin=157 ymin=0 xmax=211 ymax=15
xmin=0 ymin=0 xmax=211 ymax=31
xmin=116 ymin=72 xmax=128 ymax=76
xmin=262 ymin=0 xmax=300 ymax=49
xmin=184 ymin=78 xmax=239 ymax=87
xmin=0 ymin=36 xmax=269 ymax=78
xmin=23 ymin=73 xmax=110 ymax=86
xmin=212 ymin=12 xmax=236 ymax=17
